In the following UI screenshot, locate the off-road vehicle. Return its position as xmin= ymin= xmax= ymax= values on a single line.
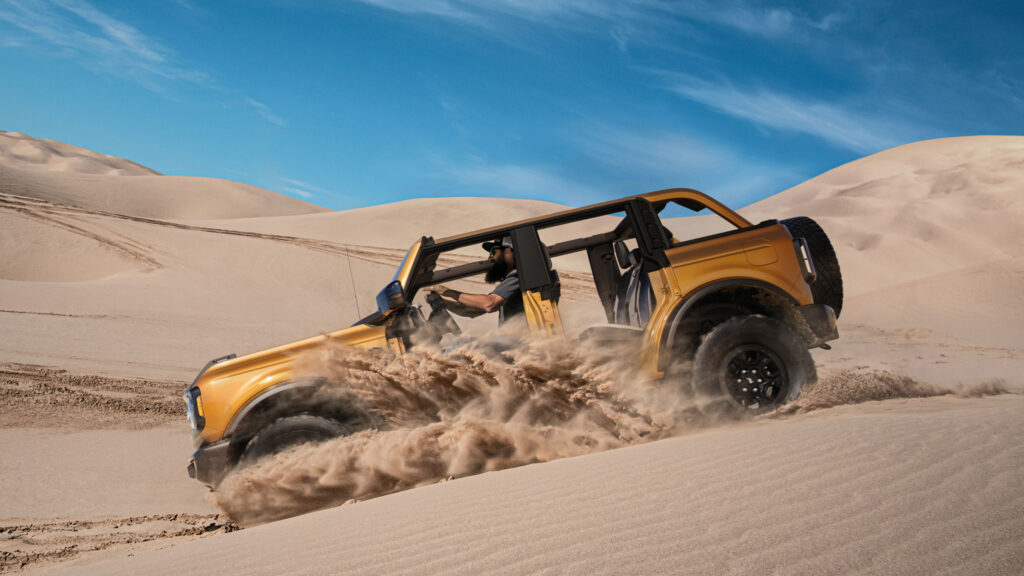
xmin=184 ymin=188 xmax=841 ymax=487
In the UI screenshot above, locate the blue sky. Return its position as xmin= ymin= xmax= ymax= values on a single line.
xmin=1 ymin=1 xmax=1022 ymax=211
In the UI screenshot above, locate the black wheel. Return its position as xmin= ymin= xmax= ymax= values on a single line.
xmin=240 ymin=415 xmax=343 ymax=464
xmin=781 ymin=216 xmax=843 ymax=319
xmin=692 ymin=316 xmax=815 ymax=413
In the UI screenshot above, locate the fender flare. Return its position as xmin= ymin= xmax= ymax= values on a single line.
xmin=659 ymin=279 xmax=799 ymax=371
xmin=225 ymin=378 xmax=326 ymax=437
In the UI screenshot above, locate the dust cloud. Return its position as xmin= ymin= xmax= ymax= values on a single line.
xmin=212 ymin=335 xmax=705 ymax=525
xmin=776 ymin=371 xmax=1015 ymax=415
xmin=211 ymin=337 xmax=1016 ymax=526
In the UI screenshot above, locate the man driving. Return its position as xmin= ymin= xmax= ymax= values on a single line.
xmin=428 ymin=236 xmax=524 ymax=326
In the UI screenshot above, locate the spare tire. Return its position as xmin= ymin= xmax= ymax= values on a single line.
xmin=781 ymin=216 xmax=843 ymax=319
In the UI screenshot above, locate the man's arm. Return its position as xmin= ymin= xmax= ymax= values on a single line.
xmin=429 ymin=285 xmax=506 ymax=316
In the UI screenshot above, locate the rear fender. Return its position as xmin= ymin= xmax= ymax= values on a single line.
xmin=659 ymin=279 xmax=799 ymax=372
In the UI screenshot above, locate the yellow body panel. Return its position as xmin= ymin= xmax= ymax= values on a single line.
xmin=637 ymin=223 xmax=812 ymax=377
xmin=393 ymin=239 xmax=422 ymax=289
xmin=522 ymin=290 xmax=565 ymax=338
xmin=664 ymin=224 xmax=813 ymax=306
xmin=197 ymin=323 xmax=395 ymax=443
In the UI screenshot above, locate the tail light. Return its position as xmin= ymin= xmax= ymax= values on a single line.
xmin=794 ymin=238 xmax=817 ymax=283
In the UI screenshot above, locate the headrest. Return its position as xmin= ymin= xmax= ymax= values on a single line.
xmin=613 ymin=241 xmax=631 ymax=269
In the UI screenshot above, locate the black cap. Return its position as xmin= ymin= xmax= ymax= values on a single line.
xmin=482 ymin=236 xmax=513 ymax=252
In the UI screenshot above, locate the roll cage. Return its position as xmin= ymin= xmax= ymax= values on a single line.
xmin=365 ymin=188 xmax=753 ymax=326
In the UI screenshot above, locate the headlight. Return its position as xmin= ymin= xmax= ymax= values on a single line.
xmin=183 ymin=387 xmax=205 ymax=432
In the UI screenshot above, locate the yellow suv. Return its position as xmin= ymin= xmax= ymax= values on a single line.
xmin=185 ymin=188 xmax=841 ymax=487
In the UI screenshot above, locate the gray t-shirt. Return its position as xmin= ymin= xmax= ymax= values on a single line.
xmin=491 ymin=270 xmax=523 ymax=325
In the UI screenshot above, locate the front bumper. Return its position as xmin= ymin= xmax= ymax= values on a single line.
xmin=188 ymin=439 xmax=232 ymax=489
xmin=798 ymin=304 xmax=839 ymax=347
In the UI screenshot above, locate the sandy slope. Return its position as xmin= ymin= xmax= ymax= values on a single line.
xmin=0 ymin=193 xmax=595 ymax=379
xmin=0 ymin=193 xmax=398 ymax=379
xmin=185 ymin=197 xmax=573 ymax=250
xmin=0 ymin=130 xmax=159 ymax=177
xmin=0 ymin=131 xmax=326 ymax=219
xmin=762 ymin=137 xmax=1024 ymax=385
xmin=58 ymin=395 xmax=1024 ymax=576
xmin=2 ymin=135 xmax=1023 ymax=575
xmin=665 ymin=136 xmax=1024 ymax=384
xmin=739 ymin=136 xmax=1024 ymax=341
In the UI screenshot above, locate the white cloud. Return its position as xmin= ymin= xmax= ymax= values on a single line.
xmin=569 ymin=121 xmax=801 ymax=207
xmin=352 ymin=0 xmax=482 ymax=23
xmin=677 ymin=3 xmax=797 ymax=38
xmin=664 ymin=75 xmax=917 ymax=154
xmin=0 ymin=0 xmax=207 ymax=89
xmin=446 ymin=161 xmax=596 ymax=203
xmin=352 ymin=0 xmax=834 ymax=41
xmin=574 ymin=123 xmax=727 ymax=175
xmin=610 ymin=24 xmax=631 ymax=53
xmin=279 ymin=177 xmax=330 ymax=199
xmin=244 ymin=97 xmax=287 ymax=127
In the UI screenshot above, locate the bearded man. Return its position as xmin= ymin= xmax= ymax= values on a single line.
xmin=428 ymin=236 xmax=524 ymax=326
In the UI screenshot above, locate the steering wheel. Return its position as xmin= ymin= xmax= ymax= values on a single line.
xmin=425 ymin=292 xmax=462 ymax=337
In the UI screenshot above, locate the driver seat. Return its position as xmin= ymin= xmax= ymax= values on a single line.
xmin=613 ymin=241 xmax=656 ymax=328
xmin=577 ymin=241 xmax=657 ymax=348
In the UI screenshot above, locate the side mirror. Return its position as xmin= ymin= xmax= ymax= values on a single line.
xmin=376 ymin=280 xmax=407 ymax=314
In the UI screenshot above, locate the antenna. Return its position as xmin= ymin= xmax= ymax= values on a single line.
xmin=344 ymin=245 xmax=362 ymax=317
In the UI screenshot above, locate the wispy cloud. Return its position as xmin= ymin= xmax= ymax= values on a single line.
xmin=573 ymin=123 xmax=727 ymax=176
xmin=569 ymin=121 xmax=801 ymax=206
xmin=353 ymin=0 xmax=836 ymax=42
xmin=446 ymin=160 xmax=596 ymax=203
xmin=351 ymin=0 xmax=482 ymax=23
xmin=279 ymin=177 xmax=330 ymax=199
xmin=244 ymin=97 xmax=287 ymax=127
xmin=0 ymin=0 xmax=207 ymax=90
xmin=663 ymin=74 xmax=921 ymax=154
xmin=356 ymin=0 xmax=620 ymax=25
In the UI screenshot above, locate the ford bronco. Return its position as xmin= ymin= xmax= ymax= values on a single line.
xmin=184 ymin=188 xmax=841 ymax=487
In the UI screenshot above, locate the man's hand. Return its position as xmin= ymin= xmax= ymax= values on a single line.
xmin=430 ymin=284 xmax=460 ymax=300
xmin=425 ymin=290 xmax=443 ymax=307
xmin=425 ymin=284 xmax=493 ymax=318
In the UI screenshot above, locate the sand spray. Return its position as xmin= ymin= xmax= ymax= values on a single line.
xmin=212 ymin=334 xmax=1015 ymax=525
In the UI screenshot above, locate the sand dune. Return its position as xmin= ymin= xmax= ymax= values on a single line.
xmin=2 ymin=134 xmax=1023 ymax=574
xmin=184 ymin=197 xmax=572 ymax=250
xmin=736 ymin=137 xmax=1024 ymax=380
xmin=0 ymin=130 xmax=327 ymax=219
xmin=0 ymin=191 xmax=592 ymax=379
xmin=741 ymin=136 xmax=1024 ymax=296
xmin=665 ymin=136 xmax=1024 ymax=381
xmin=61 ymin=394 xmax=1024 ymax=576
xmin=0 ymin=130 xmax=159 ymax=177
xmin=0 ymin=193 xmax=398 ymax=379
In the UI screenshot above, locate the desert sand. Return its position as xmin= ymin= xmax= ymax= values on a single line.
xmin=1 ymin=131 xmax=1021 ymax=574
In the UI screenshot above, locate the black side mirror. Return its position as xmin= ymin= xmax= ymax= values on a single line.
xmin=376 ymin=280 xmax=407 ymax=314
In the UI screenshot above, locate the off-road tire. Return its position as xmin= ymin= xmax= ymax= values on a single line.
xmin=693 ymin=316 xmax=815 ymax=414
xmin=781 ymin=216 xmax=843 ymax=319
xmin=240 ymin=415 xmax=343 ymax=464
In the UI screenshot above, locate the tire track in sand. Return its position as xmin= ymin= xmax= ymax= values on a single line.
xmin=0 ymin=363 xmax=184 ymax=429
xmin=0 ymin=514 xmax=236 ymax=574
xmin=0 ymin=193 xmax=597 ymax=299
